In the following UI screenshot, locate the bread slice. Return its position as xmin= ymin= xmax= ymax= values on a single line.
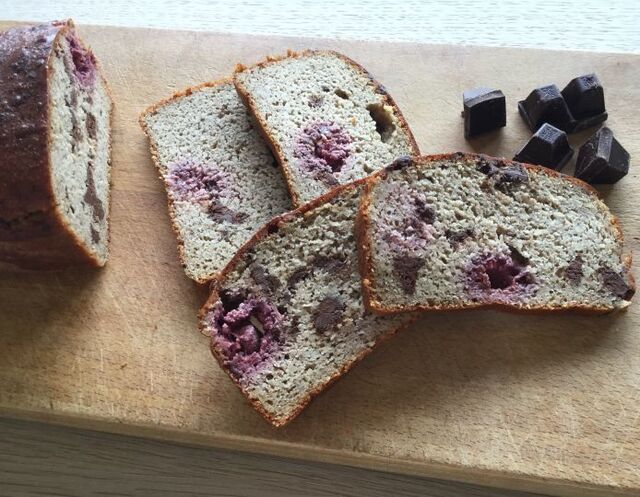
xmin=140 ymin=80 xmax=292 ymax=283
xmin=234 ymin=50 xmax=420 ymax=207
xmin=0 ymin=20 xmax=112 ymax=269
xmin=199 ymin=180 xmax=415 ymax=426
xmin=358 ymin=153 xmax=635 ymax=314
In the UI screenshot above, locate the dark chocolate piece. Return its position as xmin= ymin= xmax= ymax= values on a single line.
xmin=561 ymin=73 xmax=606 ymax=119
xmin=313 ymin=296 xmax=346 ymax=333
xmin=513 ymin=123 xmax=573 ymax=171
xmin=597 ymin=266 xmax=634 ymax=300
xmin=462 ymin=87 xmax=506 ymax=139
xmin=575 ymin=127 xmax=629 ymax=184
xmin=392 ymin=255 xmax=424 ymax=295
xmin=518 ymin=85 xmax=573 ymax=132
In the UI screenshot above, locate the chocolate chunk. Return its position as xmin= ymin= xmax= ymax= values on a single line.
xmin=287 ymin=267 xmax=311 ymax=288
xmin=219 ymin=288 xmax=248 ymax=312
xmin=481 ymin=162 xmax=528 ymax=189
xmin=575 ymin=127 xmax=630 ymax=184
xmin=389 ymin=155 xmax=413 ymax=171
xmin=513 ymin=123 xmax=573 ymax=171
xmin=313 ymin=296 xmax=346 ymax=333
xmin=414 ymin=198 xmax=436 ymax=224
xmin=392 ymin=255 xmax=425 ymax=295
xmin=518 ymin=85 xmax=574 ymax=132
xmin=445 ymin=228 xmax=474 ymax=247
xmin=561 ymin=74 xmax=607 ymax=128
xmin=85 ymin=113 xmax=97 ymax=140
xmin=462 ymin=87 xmax=506 ymax=138
xmin=83 ymin=162 xmax=105 ymax=221
xmin=562 ymin=255 xmax=584 ymax=285
xmin=90 ymin=225 xmax=100 ymax=244
xmin=312 ymin=255 xmax=347 ymax=274
xmin=597 ymin=266 xmax=634 ymax=300
xmin=250 ymin=264 xmax=281 ymax=292
xmin=208 ymin=203 xmax=248 ymax=224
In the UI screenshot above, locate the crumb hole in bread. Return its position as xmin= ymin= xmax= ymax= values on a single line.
xmin=334 ymin=89 xmax=349 ymax=99
xmin=367 ymin=103 xmax=395 ymax=142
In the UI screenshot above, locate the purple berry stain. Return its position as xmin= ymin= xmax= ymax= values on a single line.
xmin=382 ymin=186 xmax=437 ymax=252
xmin=208 ymin=295 xmax=283 ymax=381
xmin=66 ymin=33 xmax=97 ymax=86
xmin=167 ymin=159 xmax=230 ymax=203
xmin=465 ymin=251 xmax=537 ymax=303
xmin=294 ymin=120 xmax=353 ymax=184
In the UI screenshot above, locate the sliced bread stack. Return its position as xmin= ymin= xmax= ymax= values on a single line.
xmin=199 ymin=181 xmax=415 ymax=426
xmin=140 ymin=49 xmax=634 ymax=428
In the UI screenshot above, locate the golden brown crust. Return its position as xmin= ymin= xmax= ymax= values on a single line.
xmin=198 ymin=175 xmax=412 ymax=427
xmin=233 ymin=49 xmax=421 ymax=208
xmin=138 ymin=78 xmax=236 ymax=284
xmin=357 ymin=152 xmax=635 ymax=315
xmin=0 ymin=20 xmax=112 ymax=269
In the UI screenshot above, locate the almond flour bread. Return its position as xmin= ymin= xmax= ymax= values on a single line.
xmin=140 ymin=80 xmax=292 ymax=283
xmin=199 ymin=181 xmax=415 ymax=426
xmin=358 ymin=153 xmax=635 ymax=314
xmin=0 ymin=20 xmax=112 ymax=269
xmin=234 ymin=50 xmax=420 ymax=207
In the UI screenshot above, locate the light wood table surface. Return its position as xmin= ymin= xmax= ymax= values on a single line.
xmin=1 ymin=3 xmax=638 ymax=497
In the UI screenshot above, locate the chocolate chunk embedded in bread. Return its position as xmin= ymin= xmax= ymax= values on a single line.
xmin=358 ymin=153 xmax=634 ymax=313
xmin=140 ymin=80 xmax=292 ymax=283
xmin=199 ymin=181 xmax=415 ymax=426
xmin=0 ymin=20 xmax=113 ymax=268
xmin=234 ymin=50 xmax=420 ymax=207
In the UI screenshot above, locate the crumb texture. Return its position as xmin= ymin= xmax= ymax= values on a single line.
xmin=201 ymin=186 xmax=411 ymax=424
xmin=142 ymin=82 xmax=292 ymax=281
xmin=235 ymin=52 xmax=416 ymax=205
xmin=365 ymin=155 xmax=634 ymax=311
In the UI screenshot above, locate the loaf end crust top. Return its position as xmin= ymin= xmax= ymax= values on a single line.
xmin=0 ymin=20 xmax=113 ymax=269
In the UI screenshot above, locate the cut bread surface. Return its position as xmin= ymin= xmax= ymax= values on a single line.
xmin=0 ymin=20 xmax=112 ymax=268
xmin=358 ymin=153 xmax=634 ymax=313
xmin=140 ymin=81 xmax=292 ymax=283
xmin=49 ymin=31 xmax=112 ymax=265
xmin=234 ymin=50 xmax=419 ymax=206
xmin=199 ymin=182 xmax=414 ymax=426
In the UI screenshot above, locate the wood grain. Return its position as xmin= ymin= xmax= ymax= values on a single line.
xmin=0 ymin=22 xmax=639 ymax=497
xmin=4 ymin=0 xmax=640 ymax=53
xmin=0 ymin=418 xmax=549 ymax=497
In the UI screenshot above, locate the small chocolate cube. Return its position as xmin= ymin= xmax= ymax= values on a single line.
xmin=518 ymin=84 xmax=573 ymax=132
xmin=513 ymin=123 xmax=573 ymax=171
xmin=562 ymin=74 xmax=605 ymax=118
xmin=561 ymin=73 xmax=608 ymax=132
xmin=575 ymin=127 xmax=629 ymax=184
xmin=463 ymin=87 xmax=506 ymax=139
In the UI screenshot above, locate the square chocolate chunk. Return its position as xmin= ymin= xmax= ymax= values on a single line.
xmin=463 ymin=87 xmax=506 ymax=139
xmin=561 ymin=73 xmax=608 ymax=132
xmin=513 ymin=123 xmax=573 ymax=171
xmin=518 ymin=84 xmax=573 ymax=132
xmin=575 ymin=127 xmax=630 ymax=184
xmin=562 ymin=74 xmax=605 ymax=118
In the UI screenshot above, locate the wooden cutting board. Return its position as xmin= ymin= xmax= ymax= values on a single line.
xmin=0 ymin=22 xmax=638 ymax=497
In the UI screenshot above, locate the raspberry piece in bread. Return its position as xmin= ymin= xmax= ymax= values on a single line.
xmin=358 ymin=153 xmax=634 ymax=313
xmin=199 ymin=181 xmax=415 ymax=426
xmin=234 ymin=50 xmax=420 ymax=207
xmin=140 ymin=81 xmax=292 ymax=283
xmin=0 ymin=20 xmax=113 ymax=268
